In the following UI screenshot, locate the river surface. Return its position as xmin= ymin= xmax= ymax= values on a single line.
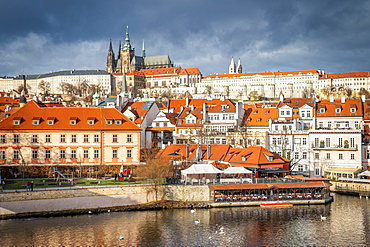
xmin=1 ymin=194 xmax=369 ymax=246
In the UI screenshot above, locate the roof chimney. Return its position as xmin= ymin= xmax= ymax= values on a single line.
xmin=330 ymin=95 xmax=334 ymax=103
xmin=341 ymin=95 xmax=345 ymax=104
xmin=361 ymin=94 xmax=366 ymax=103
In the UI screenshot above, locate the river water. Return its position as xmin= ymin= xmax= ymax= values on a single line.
xmin=1 ymin=194 xmax=369 ymax=246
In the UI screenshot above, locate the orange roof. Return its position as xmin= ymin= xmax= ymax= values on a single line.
xmin=0 ymin=96 xmax=19 ymax=104
xmin=203 ymin=70 xmax=318 ymax=79
xmin=0 ymin=100 xmax=141 ymax=131
xmin=179 ymin=68 xmax=202 ymax=75
xmin=245 ymin=107 xmax=278 ymax=127
xmin=224 ymin=146 xmax=289 ymax=167
xmin=123 ymin=101 xmax=154 ymax=121
xmin=141 ymin=67 xmax=181 ymax=76
xmin=157 ymin=144 xmax=232 ymax=162
xmin=208 ymin=99 xmax=236 ymax=113
xmin=320 ymin=72 xmax=370 ymax=79
xmin=316 ymin=98 xmax=363 ymax=117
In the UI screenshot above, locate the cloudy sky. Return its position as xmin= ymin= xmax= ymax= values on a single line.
xmin=1 ymin=0 xmax=370 ymax=77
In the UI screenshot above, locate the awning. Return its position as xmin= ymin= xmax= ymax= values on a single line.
xmin=324 ymin=167 xmax=362 ymax=174
xmin=255 ymin=168 xmax=289 ymax=173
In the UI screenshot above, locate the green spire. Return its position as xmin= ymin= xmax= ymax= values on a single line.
xmin=123 ymin=26 xmax=133 ymax=51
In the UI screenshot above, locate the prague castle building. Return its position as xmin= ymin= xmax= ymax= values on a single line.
xmin=106 ymin=26 xmax=173 ymax=73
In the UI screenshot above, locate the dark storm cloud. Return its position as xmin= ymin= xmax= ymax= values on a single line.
xmin=1 ymin=0 xmax=370 ymax=76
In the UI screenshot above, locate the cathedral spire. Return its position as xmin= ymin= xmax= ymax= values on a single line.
xmin=123 ymin=26 xmax=133 ymax=51
xmin=142 ymin=39 xmax=146 ymax=58
xmin=106 ymin=39 xmax=115 ymax=73
xmin=229 ymin=57 xmax=236 ymax=74
xmin=237 ymin=58 xmax=242 ymax=73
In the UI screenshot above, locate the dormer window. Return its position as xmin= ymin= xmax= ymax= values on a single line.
xmin=87 ymin=117 xmax=95 ymax=125
xmin=268 ymin=156 xmax=273 ymax=162
xmin=47 ymin=117 xmax=55 ymax=125
xmin=115 ymin=119 xmax=122 ymax=125
xmin=70 ymin=117 xmax=78 ymax=125
xmin=106 ymin=119 xmax=113 ymax=125
xmin=335 ymin=105 xmax=341 ymax=113
xmin=13 ymin=117 xmax=21 ymax=125
xmin=319 ymin=107 xmax=325 ymax=113
xmin=32 ymin=117 xmax=41 ymax=125
xmin=350 ymin=104 xmax=357 ymax=113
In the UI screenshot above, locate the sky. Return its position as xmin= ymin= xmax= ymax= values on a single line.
xmin=1 ymin=0 xmax=370 ymax=77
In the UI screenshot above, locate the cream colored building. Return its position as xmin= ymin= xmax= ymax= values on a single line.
xmin=0 ymin=100 xmax=141 ymax=172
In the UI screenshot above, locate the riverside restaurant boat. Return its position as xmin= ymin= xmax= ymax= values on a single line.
xmin=209 ymin=181 xmax=332 ymax=205
xmin=260 ymin=203 xmax=293 ymax=208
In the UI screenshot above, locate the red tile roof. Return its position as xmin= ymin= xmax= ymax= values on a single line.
xmin=0 ymin=100 xmax=141 ymax=131
xmin=316 ymin=98 xmax=363 ymax=117
xmin=203 ymin=70 xmax=318 ymax=79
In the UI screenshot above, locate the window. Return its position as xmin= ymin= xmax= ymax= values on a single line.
xmin=298 ymin=165 xmax=303 ymax=172
xmin=326 ymin=153 xmax=331 ymax=159
xmin=60 ymin=150 xmax=66 ymax=159
xmin=45 ymin=150 xmax=51 ymax=159
xmin=338 ymin=138 xmax=343 ymax=147
xmin=350 ymin=153 xmax=355 ymax=160
xmin=14 ymin=134 xmax=19 ymax=143
xmin=32 ymin=135 xmax=38 ymax=143
xmin=71 ymin=134 xmax=77 ymax=143
xmin=0 ymin=135 xmax=5 ymax=143
xmin=127 ymin=134 xmax=132 ymax=143
xmin=0 ymin=150 xmax=5 ymax=159
xmin=70 ymin=119 xmax=76 ymax=125
xmin=14 ymin=150 xmax=19 ymax=160
xmin=32 ymin=150 xmax=38 ymax=159
xmin=84 ymin=134 xmax=89 ymax=142
xmin=325 ymin=138 xmax=330 ymax=148
xmin=71 ymin=150 xmax=77 ymax=159
xmin=112 ymin=149 xmax=118 ymax=159
xmin=112 ymin=134 xmax=118 ymax=143
xmin=367 ymin=150 xmax=370 ymax=159
xmin=83 ymin=150 xmax=89 ymax=159
xmin=354 ymin=121 xmax=359 ymax=129
xmin=94 ymin=134 xmax=100 ymax=143
xmin=127 ymin=149 xmax=132 ymax=158
xmin=115 ymin=120 xmax=122 ymax=125
xmin=315 ymin=167 xmax=321 ymax=176
xmin=295 ymin=152 xmax=299 ymax=159
xmin=32 ymin=119 xmax=40 ymax=125
xmin=60 ymin=134 xmax=66 ymax=143
xmin=314 ymin=138 xmax=319 ymax=147
xmin=94 ymin=149 xmax=100 ymax=159
xmin=350 ymin=138 xmax=355 ymax=148
xmin=302 ymin=152 xmax=307 ymax=159
xmin=302 ymin=138 xmax=307 ymax=145
xmin=45 ymin=134 xmax=51 ymax=143
xmin=87 ymin=118 xmax=95 ymax=125
xmin=106 ymin=119 xmax=113 ymax=125
xmin=328 ymin=121 xmax=332 ymax=128
xmin=339 ymin=153 xmax=343 ymax=159
xmin=13 ymin=119 xmax=20 ymax=125
xmin=314 ymin=153 xmax=319 ymax=159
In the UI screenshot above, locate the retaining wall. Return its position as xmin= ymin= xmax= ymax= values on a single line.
xmin=0 ymin=185 xmax=209 ymax=216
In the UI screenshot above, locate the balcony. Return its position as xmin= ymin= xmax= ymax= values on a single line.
xmin=311 ymin=144 xmax=358 ymax=151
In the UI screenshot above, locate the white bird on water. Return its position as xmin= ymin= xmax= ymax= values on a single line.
xmin=190 ymin=209 xmax=196 ymax=213
xmin=119 ymin=236 xmax=125 ymax=240
xmin=88 ymin=211 xmax=92 ymax=214
xmin=194 ymin=220 xmax=200 ymax=224
xmin=107 ymin=210 xmax=111 ymax=213
xmin=320 ymin=215 xmax=327 ymax=221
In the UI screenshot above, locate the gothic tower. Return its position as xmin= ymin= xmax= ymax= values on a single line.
xmin=229 ymin=57 xmax=236 ymax=74
xmin=106 ymin=40 xmax=115 ymax=73
xmin=116 ymin=26 xmax=135 ymax=73
xmin=237 ymin=58 xmax=242 ymax=73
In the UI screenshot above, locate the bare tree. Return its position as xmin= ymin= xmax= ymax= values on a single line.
xmin=136 ymin=149 xmax=173 ymax=201
xmin=38 ymin=80 xmax=51 ymax=95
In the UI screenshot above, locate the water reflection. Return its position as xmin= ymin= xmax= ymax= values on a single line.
xmin=0 ymin=194 xmax=369 ymax=246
